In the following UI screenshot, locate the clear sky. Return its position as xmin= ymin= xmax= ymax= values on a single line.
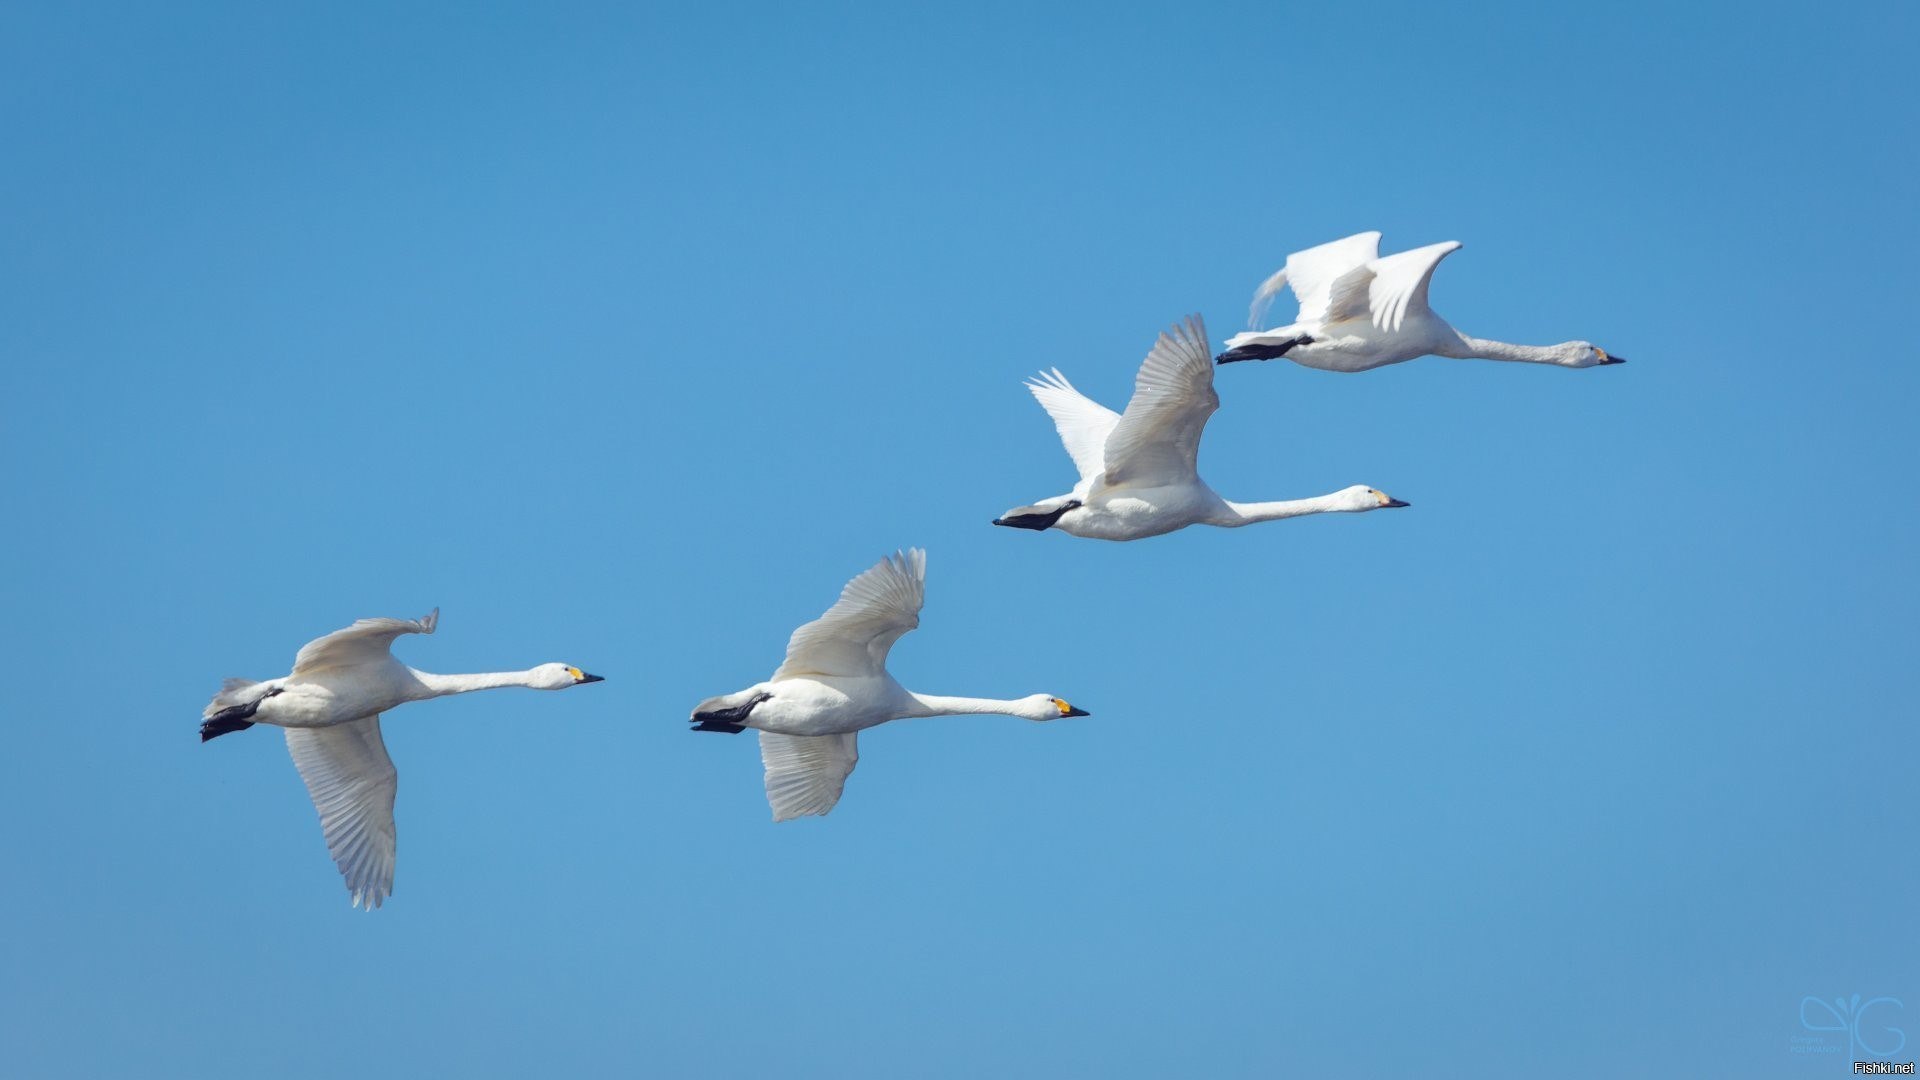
xmin=2 ymin=2 xmax=1914 ymax=1076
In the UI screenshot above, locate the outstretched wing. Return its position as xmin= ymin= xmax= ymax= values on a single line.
xmin=1097 ymin=315 xmax=1217 ymax=490
xmin=1249 ymin=231 xmax=1381 ymax=328
xmin=759 ymin=731 xmax=859 ymax=821
xmin=1367 ymin=241 xmax=1462 ymax=332
xmin=1024 ymin=369 xmax=1120 ymax=484
xmin=774 ymin=550 xmax=926 ymax=680
xmin=286 ymin=716 xmax=398 ymax=910
xmin=292 ymin=609 xmax=439 ymax=677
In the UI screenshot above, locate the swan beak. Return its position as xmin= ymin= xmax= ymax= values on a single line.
xmin=1597 ymin=351 xmax=1626 ymax=365
xmin=1383 ymin=498 xmax=1411 ymax=508
xmin=577 ymin=672 xmax=606 ymax=684
xmin=1062 ymin=706 xmax=1090 ymax=718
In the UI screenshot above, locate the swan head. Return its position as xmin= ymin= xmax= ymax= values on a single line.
xmin=1561 ymin=342 xmax=1626 ymax=368
xmin=1335 ymin=485 xmax=1411 ymax=512
xmin=1019 ymin=694 xmax=1090 ymax=721
xmin=530 ymin=663 xmax=606 ymax=690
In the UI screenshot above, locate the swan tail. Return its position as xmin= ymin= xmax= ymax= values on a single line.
xmin=205 ymin=677 xmax=269 ymax=715
xmin=201 ymin=678 xmax=282 ymax=742
xmin=690 ymin=689 xmax=770 ymax=734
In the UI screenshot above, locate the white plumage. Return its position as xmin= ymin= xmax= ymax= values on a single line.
xmin=995 ymin=314 xmax=1411 ymax=541
xmin=286 ymin=717 xmax=397 ymax=911
xmin=1221 ymin=232 xmax=1627 ymax=372
xmin=200 ymin=609 xmax=603 ymax=909
xmin=774 ymin=550 xmax=925 ymax=681
xmin=691 ymin=550 xmax=1088 ymax=822
xmin=759 ymin=731 xmax=860 ymax=823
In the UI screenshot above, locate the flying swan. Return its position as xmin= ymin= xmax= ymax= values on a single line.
xmin=690 ymin=549 xmax=1088 ymax=822
xmin=994 ymin=313 xmax=1410 ymax=541
xmin=199 ymin=609 xmax=604 ymax=909
xmin=1215 ymin=232 xmax=1627 ymax=371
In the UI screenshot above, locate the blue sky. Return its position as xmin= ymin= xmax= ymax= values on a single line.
xmin=2 ymin=1 xmax=1914 ymax=1076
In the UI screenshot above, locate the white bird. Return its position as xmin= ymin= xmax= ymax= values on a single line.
xmin=199 ymin=609 xmax=604 ymax=909
xmin=1216 ymin=232 xmax=1627 ymax=371
xmin=993 ymin=314 xmax=1410 ymax=541
xmin=690 ymin=549 xmax=1087 ymax=822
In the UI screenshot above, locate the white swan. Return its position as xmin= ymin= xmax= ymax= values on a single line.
xmin=993 ymin=314 xmax=1410 ymax=541
xmin=199 ymin=609 xmax=604 ymax=909
xmin=690 ymin=549 xmax=1087 ymax=822
xmin=1215 ymin=232 xmax=1627 ymax=371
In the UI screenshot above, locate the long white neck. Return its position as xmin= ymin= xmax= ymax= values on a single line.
xmin=412 ymin=669 xmax=545 ymax=698
xmin=1437 ymin=333 xmax=1569 ymax=365
xmin=902 ymin=693 xmax=1032 ymax=719
xmin=1213 ymin=494 xmax=1342 ymax=526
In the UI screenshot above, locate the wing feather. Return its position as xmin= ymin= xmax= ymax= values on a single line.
xmin=1024 ymin=369 xmax=1120 ymax=484
xmin=285 ymin=717 xmax=397 ymax=910
xmin=1246 ymin=266 xmax=1291 ymax=330
xmin=292 ymin=609 xmax=439 ymax=677
xmin=1097 ymin=315 xmax=1217 ymax=490
xmin=1320 ymin=263 xmax=1375 ymax=324
xmin=759 ymin=732 xmax=859 ymax=821
xmin=774 ymin=550 xmax=927 ymax=680
xmin=1255 ymin=232 xmax=1381 ymax=326
xmin=1367 ymin=241 xmax=1462 ymax=332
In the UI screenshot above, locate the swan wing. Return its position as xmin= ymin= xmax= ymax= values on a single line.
xmin=292 ymin=609 xmax=439 ymax=677
xmin=759 ymin=731 xmax=859 ymax=821
xmin=1096 ymin=315 xmax=1216 ymax=490
xmin=1367 ymin=240 xmax=1462 ymax=333
xmin=1245 ymin=265 xmax=1291 ymax=330
xmin=774 ymin=549 xmax=926 ymax=680
xmin=1251 ymin=231 xmax=1381 ymax=327
xmin=1025 ymin=369 xmax=1119 ymax=484
xmin=286 ymin=716 xmax=397 ymax=910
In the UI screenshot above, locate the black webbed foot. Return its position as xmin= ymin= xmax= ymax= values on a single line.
xmin=200 ymin=705 xmax=258 ymax=742
xmin=992 ymin=500 xmax=1081 ymax=531
xmin=1216 ymin=335 xmax=1314 ymax=364
xmin=691 ymin=691 xmax=772 ymax=734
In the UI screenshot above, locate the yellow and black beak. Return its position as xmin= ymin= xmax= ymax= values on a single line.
xmin=1052 ymin=698 xmax=1091 ymax=718
xmin=568 ymin=667 xmax=605 ymax=685
xmin=1597 ymin=349 xmax=1627 ymax=366
xmin=1383 ymin=497 xmax=1411 ymax=508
